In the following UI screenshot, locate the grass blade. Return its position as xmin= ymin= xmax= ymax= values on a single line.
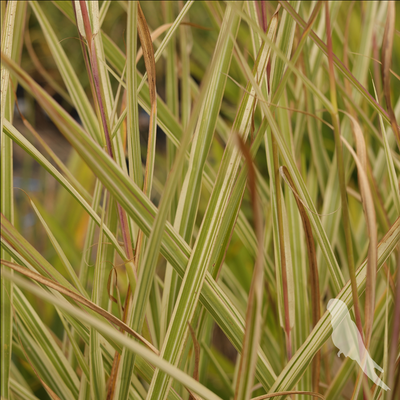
xmin=381 ymin=1 xmax=400 ymax=151
xmin=234 ymin=136 xmax=264 ymax=400
xmin=341 ymin=114 xmax=378 ymax=348
xmin=0 ymin=2 xmax=21 ymax=396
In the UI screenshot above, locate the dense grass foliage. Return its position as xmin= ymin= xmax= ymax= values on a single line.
xmin=1 ymin=2 xmax=400 ymax=400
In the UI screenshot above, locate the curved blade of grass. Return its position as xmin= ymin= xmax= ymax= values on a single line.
xmin=8 ymin=248 xmax=179 ymax=399
xmin=5 ymin=271 xmax=225 ymax=400
xmin=2 ymin=221 xmax=129 ymax=352
xmin=101 ymin=29 xmax=229 ymax=162
xmin=1 ymin=261 xmax=158 ymax=354
xmin=1 ymin=234 xmax=123 ymax=359
xmin=341 ymin=115 xmax=377 ymax=348
xmin=136 ymin=21 xmax=195 ymax=64
xmin=335 ymin=79 xmax=400 ymax=169
xmin=13 ymin=320 xmax=74 ymax=400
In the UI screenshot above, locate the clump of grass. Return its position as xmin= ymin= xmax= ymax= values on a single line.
xmin=1 ymin=2 xmax=400 ymax=400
